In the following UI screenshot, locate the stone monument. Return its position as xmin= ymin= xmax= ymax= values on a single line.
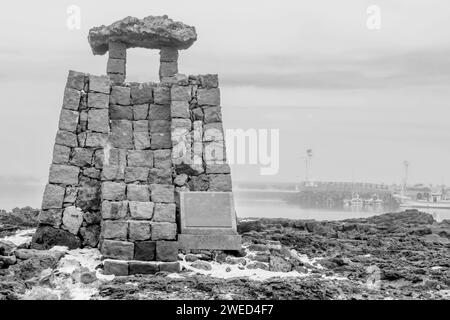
xmin=31 ymin=15 xmax=241 ymax=275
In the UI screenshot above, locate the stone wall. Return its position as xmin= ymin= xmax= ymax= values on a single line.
xmin=34 ymin=71 xmax=112 ymax=250
xmin=33 ymin=69 xmax=233 ymax=264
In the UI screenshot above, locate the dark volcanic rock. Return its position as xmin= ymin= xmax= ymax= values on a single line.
xmin=237 ymin=220 xmax=264 ymax=234
xmin=88 ymin=15 xmax=197 ymax=55
xmin=31 ymin=226 xmax=81 ymax=250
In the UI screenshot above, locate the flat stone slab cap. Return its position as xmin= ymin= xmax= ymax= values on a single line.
xmin=88 ymin=15 xmax=197 ymax=55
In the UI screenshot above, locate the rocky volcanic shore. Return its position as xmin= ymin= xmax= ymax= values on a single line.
xmin=0 ymin=209 xmax=449 ymax=300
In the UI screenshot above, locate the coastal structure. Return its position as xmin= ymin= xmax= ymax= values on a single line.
xmin=32 ymin=15 xmax=241 ymax=274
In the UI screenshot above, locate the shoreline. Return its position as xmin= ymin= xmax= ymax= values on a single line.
xmin=0 ymin=209 xmax=449 ymax=300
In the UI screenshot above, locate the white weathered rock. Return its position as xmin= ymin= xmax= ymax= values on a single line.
xmin=62 ymin=206 xmax=84 ymax=235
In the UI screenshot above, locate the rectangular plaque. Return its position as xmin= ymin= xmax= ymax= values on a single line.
xmin=180 ymin=192 xmax=237 ymax=235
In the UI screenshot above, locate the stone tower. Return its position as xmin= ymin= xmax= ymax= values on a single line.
xmin=32 ymin=15 xmax=241 ymax=274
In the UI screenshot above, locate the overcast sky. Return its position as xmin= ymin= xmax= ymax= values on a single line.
xmin=0 ymin=0 xmax=450 ymax=208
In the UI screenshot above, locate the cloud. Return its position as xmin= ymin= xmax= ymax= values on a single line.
xmin=219 ymin=46 xmax=450 ymax=90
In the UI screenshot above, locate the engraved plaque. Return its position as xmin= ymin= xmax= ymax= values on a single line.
xmin=180 ymin=192 xmax=237 ymax=235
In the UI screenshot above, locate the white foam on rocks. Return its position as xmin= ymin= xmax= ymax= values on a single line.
xmin=1 ymin=228 xmax=36 ymax=246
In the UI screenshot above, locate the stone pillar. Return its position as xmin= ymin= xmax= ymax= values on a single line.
xmin=107 ymin=41 xmax=127 ymax=84
xmin=159 ymin=47 xmax=178 ymax=82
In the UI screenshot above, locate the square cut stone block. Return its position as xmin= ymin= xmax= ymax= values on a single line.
xmin=83 ymin=168 xmax=100 ymax=180
xmin=153 ymin=149 xmax=172 ymax=169
xmin=159 ymin=261 xmax=181 ymax=273
xmin=110 ymin=86 xmax=131 ymax=106
xmin=101 ymin=201 xmax=128 ymax=220
xmin=129 ymin=221 xmax=151 ymax=241
xmin=150 ymin=120 xmax=171 ymax=134
xmin=88 ymin=109 xmax=109 ymax=133
xmin=180 ymin=192 xmax=237 ymax=235
xmin=171 ymin=85 xmax=191 ymax=101
xmin=88 ymin=93 xmax=109 ymax=109
xmin=129 ymin=261 xmax=159 ymax=275
xmin=89 ymin=75 xmax=111 ymax=94
xmin=42 ymin=184 xmax=65 ymax=209
xmin=127 ymin=184 xmax=150 ymax=202
xmin=109 ymin=42 xmax=127 ymax=60
xmin=49 ymin=164 xmax=80 ymax=185
xmin=148 ymin=168 xmax=172 ymax=185
xmin=85 ymin=132 xmax=108 ymax=148
xmin=127 ymin=150 xmax=153 ymax=168
xmin=153 ymin=86 xmax=170 ymax=105
xmin=133 ymin=104 xmax=149 ymax=120
xmin=110 ymin=105 xmax=133 ymax=120
xmin=103 ymin=259 xmax=129 ymax=276
xmin=107 ymin=58 xmax=126 ymax=75
xmin=150 ymin=184 xmax=175 ymax=203
xmin=156 ymin=241 xmax=179 ymax=262
xmin=134 ymin=241 xmax=156 ymax=261
xmin=56 ymin=130 xmax=78 ymax=148
xmin=191 ymin=107 xmax=204 ymax=121
xmin=159 ymin=61 xmax=178 ymax=78
xmin=101 ymin=165 xmax=125 ymax=181
xmin=203 ymin=106 xmax=222 ymax=124
xmin=63 ymin=88 xmax=82 ymax=111
xmin=204 ymin=141 xmax=226 ymax=164
xmin=197 ymin=88 xmax=220 ymax=106
xmin=151 ymin=223 xmax=177 ymax=241
xmin=102 ymin=182 xmax=126 ymax=201
xmin=105 ymin=148 xmax=127 ymax=167
xmin=59 ymin=109 xmax=79 ymax=133
xmin=125 ymin=167 xmax=150 ymax=183
xmin=199 ymin=74 xmax=219 ymax=88
xmin=171 ymin=101 xmax=190 ymax=118
xmin=129 ymin=201 xmax=154 ymax=220
xmin=206 ymin=164 xmax=231 ymax=174
xmin=149 ymin=104 xmax=170 ymax=120
xmin=103 ymin=220 xmax=128 ymax=240
xmin=133 ymin=120 xmax=149 ymax=132
xmin=101 ymin=240 xmax=134 ymax=260
xmin=208 ymin=174 xmax=232 ymax=192
xmin=153 ymin=203 xmax=176 ymax=222
xmin=52 ymin=145 xmax=71 ymax=164
xmin=109 ymin=73 xmax=126 ymax=84
xmin=110 ymin=120 xmax=133 ymax=149
xmin=178 ymin=234 xmax=242 ymax=251
xmin=150 ymin=133 xmax=172 ymax=149
xmin=203 ymin=123 xmax=224 ymax=142
xmin=70 ymin=148 xmax=94 ymax=167
xmin=160 ymin=47 xmax=178 ymax=62
xmin=134 ymin=132 xmax=151 ymax=150
xmin=66 ymin=70 xmax=86 ymax=91
xmin=131 ymin=83 xmax=153 ymax=105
